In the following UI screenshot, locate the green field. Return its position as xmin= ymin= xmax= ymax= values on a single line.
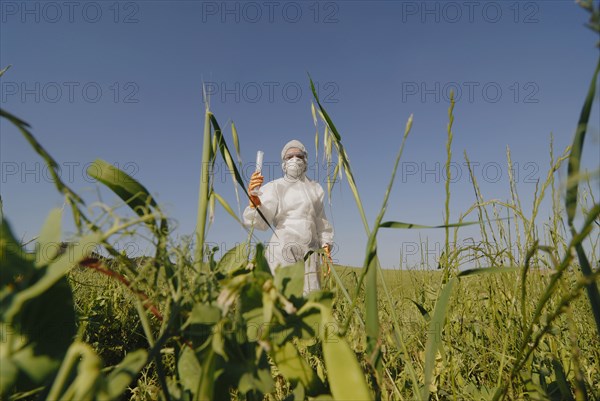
xmin=64 ymin=262 xmax=599 ymax=400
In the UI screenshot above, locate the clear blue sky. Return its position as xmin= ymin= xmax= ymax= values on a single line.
xmin=1 ymin=1 xmax=599 ymax=268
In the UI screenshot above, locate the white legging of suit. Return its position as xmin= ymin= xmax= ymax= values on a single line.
xmin=243 ymin=174 xmax=334 ymax=295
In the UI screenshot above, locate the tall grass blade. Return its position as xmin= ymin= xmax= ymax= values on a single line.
xmin=422 ymin=277 xmax=456 ymax=401
xmin=0 ymin=65 xmax=11 ymax=76
xmin=310 ymin=77 xmax=413 ymax=387
xmin=212 ymin=192 xmax=243 ymax=226
xmin=361 ymin=115 xmax=413 ymax=359
xmin=574 ymin=242 xmax=600 ymax=336
xmin=309 ymin=76 xmax=369 ymax=233
xmin=443 ymin=92 xmax=455 ymax=280
xmin=312 ymin=102 xmax=319 ymax=162
xmin=496 ymin=204 xmax=600 ymax=399
xmin=565 ymin=57 xmax=600 ymax=337
xmin=195 ymin=108 xmax=213 ymax=268
xmin=0 ymin=109 xmax=86 ymax=229
xmin=566 ymin=58 xmax=599 ymax=226
xmin=210 ymin=114 xmax=276 ymax=235
xmin=230 ymin=122 xmax=243 ymax=215
xmin=231 ymin=121 xmax=241 ymax=164
xmin=457 ymin=266 xmax=520 ymax=277
xmin=326 ymin=264 xmax=366 ymax=328
xmin=375 ymin=267 xmax=422 ymax=400
xmin=379 ymin=219 xmax=506 ymax=229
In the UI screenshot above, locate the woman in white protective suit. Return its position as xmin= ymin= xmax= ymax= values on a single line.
xmin=242 ymin=140 xmax=334 ymax=295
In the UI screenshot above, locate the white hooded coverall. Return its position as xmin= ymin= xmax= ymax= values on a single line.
xmin=243 ymin=140 xmax=334 ymax=295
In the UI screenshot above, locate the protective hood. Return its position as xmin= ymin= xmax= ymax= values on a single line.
xmin=281 ymin=139 xmax=308 ymax=179
xmin=281 ymin=139 xmax=308 ymax=161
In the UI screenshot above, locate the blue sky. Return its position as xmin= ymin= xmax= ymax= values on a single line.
xmin=1 ymin=1 xmax=599 ymax=268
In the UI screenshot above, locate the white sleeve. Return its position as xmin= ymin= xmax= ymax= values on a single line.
xmin=242 ymin=181 xmax=278 ymax=231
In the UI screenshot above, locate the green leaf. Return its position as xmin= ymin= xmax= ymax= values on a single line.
xmin=291 ymin=382 xmax=306 ymax=401
xmin=0 ymin=219 xmax=35 ymax=288
xmin=296 ymin=291 xmax=332 ymax=338
xmin=274 ymin=260 xmax=305 ymax=300
xmin=253 ymin=244 xmax=272 ymax=277
xmin=197 ymin=349 xmax=216 ymax=401
xmin=104 ymin=349 xmax=148 ymax=399
xmin=458 ymin=266 xmax=521 ymax=277
xmin=242 ymin=307 xmax=264 ymax=334
xmin=212 ymin=330 xmax=227 ymax=360
xmin=3 ymin=278 xmax=75 ymax=391
xmin=216 ymin=243 xmax=247 ymax=275
xmin=270 ymin=292 xmax=333 ymax=345
xmin=188 ymin=303 xmax=222 ymax=326
xmin=0 ymin=219 xmax=77 ymax=395
xmin=35 ymin=208 xmax=63 ymax=268
xmin=238 ymin=365 xmax=274 ymax=395
xmin=5 ymin=279 xmax=76 ymax=393
xmin=551 ymin=357 xmax=573 ymax=400
xmin=4 ymin=232 xmax=102 ymax=323
xmin=271 ymin=342 xmax=322 ymax=393
xmin=17 ymin=277 xmax=76 ymax=358
xmin=87 ymin=159 xmax=166 ymax=231
xmin=422 ymin=277 xmax=456 ymax=401
xmin=321 ymin=308 xmax=372 ymax=401
xmin=178 ymin=346 xmax=201 ymax=395
xmin=0 ymin=355 xmax=18 ymax=395
xmin=10 ymin=343 xmax=60 ymax=387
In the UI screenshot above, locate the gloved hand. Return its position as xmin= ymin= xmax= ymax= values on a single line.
xmin=323 ymin=243 xmax=333 ymax=275
xmin=248 ymin=171 xmax=264 ymax=208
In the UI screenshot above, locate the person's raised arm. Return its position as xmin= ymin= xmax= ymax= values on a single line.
xmin=243 ymin=176 xmax=278 ymax=231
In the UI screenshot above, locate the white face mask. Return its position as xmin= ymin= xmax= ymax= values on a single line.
xmin=283 ymin=157 xmax=306 ymax=179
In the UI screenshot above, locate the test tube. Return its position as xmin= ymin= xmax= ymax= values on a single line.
xmin=251 ymin=150 xmax=264 ymax=196
xmin=255 ymin=150 xmax=264 ymax=173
